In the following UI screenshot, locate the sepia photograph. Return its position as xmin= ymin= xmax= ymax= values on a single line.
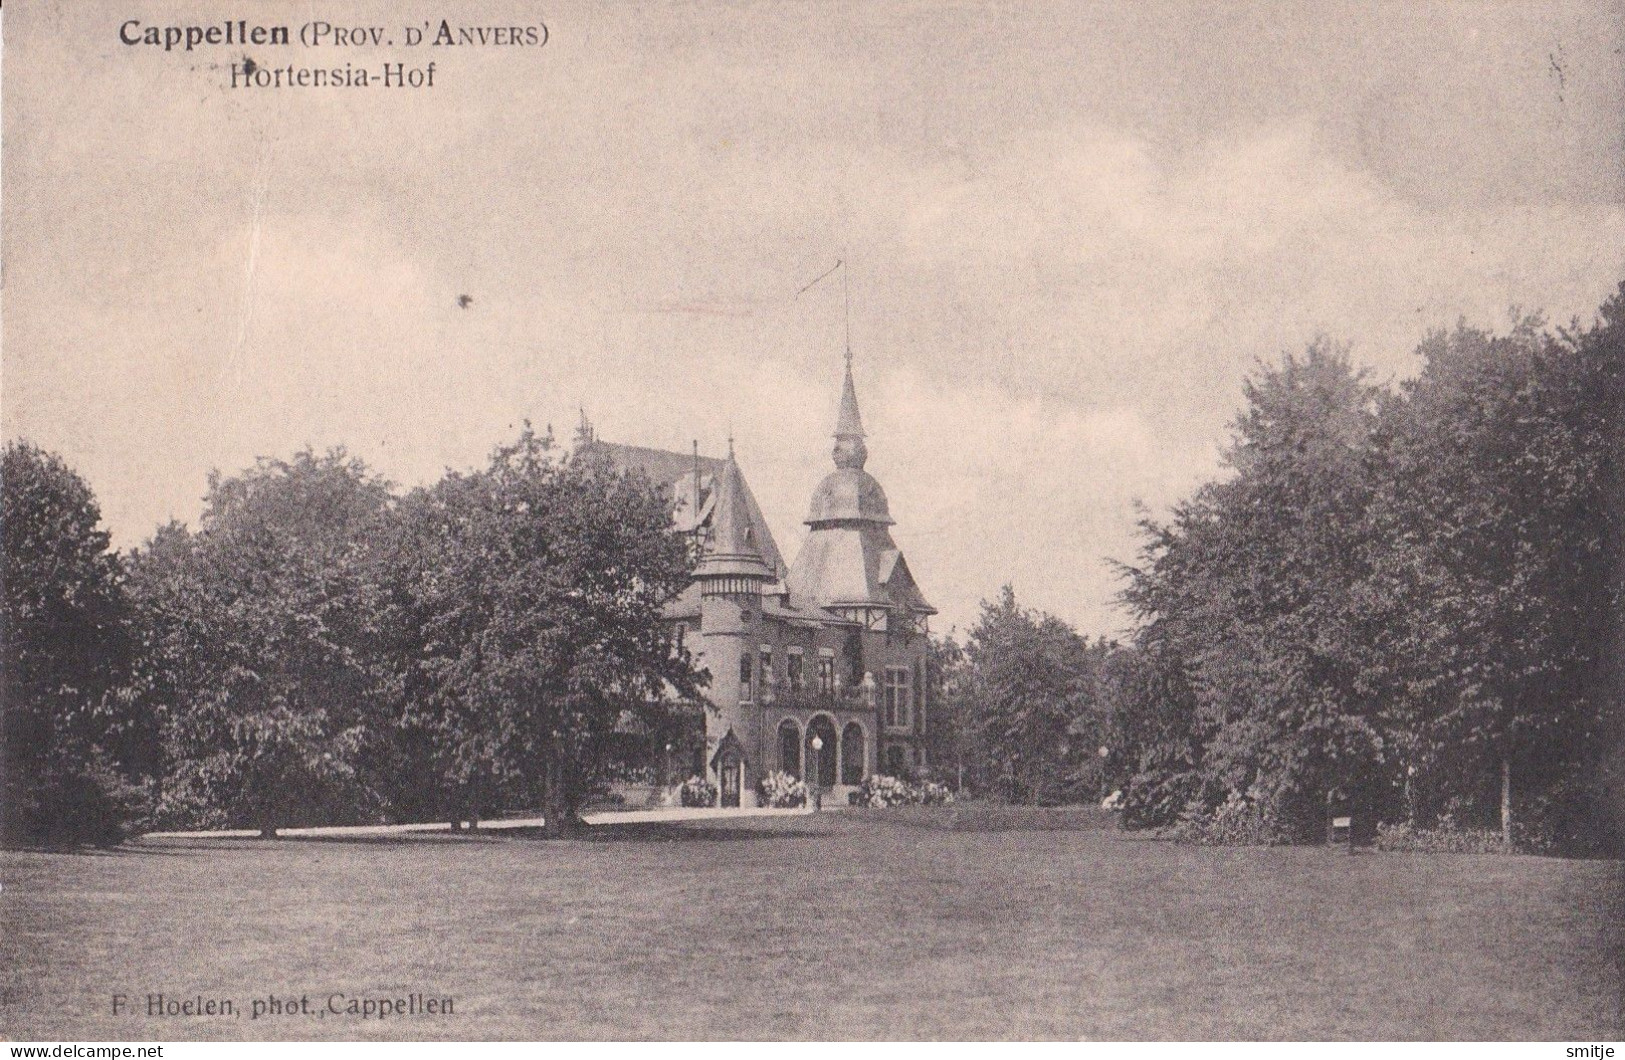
xmin=2 ymin=0 xmax=1622 ymax=1045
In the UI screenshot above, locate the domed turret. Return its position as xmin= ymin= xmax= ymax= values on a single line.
xmin=805 ymin=468 xmax=894 ymax=525
xmin=787 ymin=352 xmax=934 ymax=618
xmin=805 ymin=357 xmax=894 ymax=526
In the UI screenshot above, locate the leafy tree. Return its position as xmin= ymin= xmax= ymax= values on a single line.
xmin=1059 ymin=635 xmax=1117 ymax=802
xmin=922 ymin=634 xmax=973 ymax=789
xmin=1367 ymin=301 xmax=1625 ymax=849
xmin=1551 ymin=286 xmax=1625 ymax=852
xmin=121 ymin=520 xmax=204 ymax=821
xmin=1120 ymin=342 xmax=1385 ymax=839
xmin=1 ymin=442 xmax=142 ymax=845
xmin=379 ymin=427 xmax=705 ymax=836
xmin=1107 ymin=290 xmax=1625 ymax=854
xmin=126 ymin=449 xmax=393 ymax=836
xmin=366 ymin=468 xmax=492 ymax=827
xmin=962 ymin=585 xmax=1097 ymax=805
xmin=1095 ymin=637 xmax=1201 ymax=828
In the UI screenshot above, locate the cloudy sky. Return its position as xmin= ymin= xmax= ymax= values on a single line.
xmin=5 ymin=0 xmax=1623 ymax=635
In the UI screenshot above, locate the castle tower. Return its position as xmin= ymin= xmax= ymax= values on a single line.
xmin=695 ymin=442 xmax=772 ymax=805
xmin=785 ymin=353 xmax=936 ymax=780
xmin=787 ymin=356 xmax=932 ymax=629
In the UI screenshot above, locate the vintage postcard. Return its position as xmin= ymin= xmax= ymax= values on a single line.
xmin=2 ymin=0 xmax=1622 ymax=1046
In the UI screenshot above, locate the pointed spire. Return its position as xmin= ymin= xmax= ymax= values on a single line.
xmin=835 ymin=359 xmax=865 ymax=439
xmin=832 ymin=357 xmax=869 ymax=470
xmin=697 ymin=447 xmax=771 ymax=584
xmin=712 ymin=454 xmax=754 ymax=554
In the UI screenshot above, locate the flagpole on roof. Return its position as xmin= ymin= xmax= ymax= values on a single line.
xmin=843 ymin=251 xmax=851 ymax=365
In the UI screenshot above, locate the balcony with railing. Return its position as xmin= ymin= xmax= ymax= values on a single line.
xmin=762 ymin=681 xmax=874 ymax=715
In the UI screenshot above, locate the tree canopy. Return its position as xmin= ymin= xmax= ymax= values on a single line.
xmin=952 ymin=586 xmax=1109 ymax=805
xmin=373 ymin=427 xmax=706 ymax=834
xmin=1108 ymin=289 xmax=1625 ymax=852
xmin=2 ymin=441 xmax=139 ymax=844
xmin=125 ymin=449 xmax=394 ymax=835
xmin=7 ymin=283 xmax=1620 ymax=854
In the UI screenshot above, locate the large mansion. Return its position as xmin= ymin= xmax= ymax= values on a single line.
xmin=593 ymin=356 xmax=936 ymax=805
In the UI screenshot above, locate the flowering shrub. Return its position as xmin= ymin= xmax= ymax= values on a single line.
xmin=678 ymin=775 xmax=716 ymax=808
xmin=756 ymin=771 xmax=809 ymax=808
xmin=848 ymin=774 xmax=955 ymax=808
xmin=850 ymin=774 xmax=910 ymax=807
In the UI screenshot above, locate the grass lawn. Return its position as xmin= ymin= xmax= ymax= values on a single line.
xmin=2 ymin=812 xmax=1621 ymax=1040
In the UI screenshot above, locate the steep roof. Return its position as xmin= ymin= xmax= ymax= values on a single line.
xmin=785 ymin=522 xmax=936 ymax=614
xmin=586 ymin=350 xmax=935 ymax=623
xmin=586 ymin=440 xmax=788 ymax=578
xmin=695 ymin=452 xmax=773 ymax=581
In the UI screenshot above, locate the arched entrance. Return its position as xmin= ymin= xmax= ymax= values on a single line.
xmin=718 ymin=751 xmax=742 ymax=807
xmin=711 ymin=730 xmax=745 ymax=808
xmin=841 ymin=722 xmax=866 ymax=785
xmin=805 ymin=714 xmax=837 ymax=791
xmin=778 ymin=718 xmax=802 ymax=779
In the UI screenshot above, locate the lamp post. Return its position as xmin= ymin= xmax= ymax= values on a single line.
xmin=809 ymin=735 xmax=824 ymax=812
xmin=663 ymin=742 xmax=673 ymax=803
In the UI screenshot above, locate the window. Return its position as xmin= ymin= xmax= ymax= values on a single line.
xmin=759 ymin=649 xmax=774 ymax=700
xmin=739 ymin=652 xmax=753 ymax=703
xmin=884 ymin=667 xmax=912 ymax=730
xmin=778 ymin=719 xmax=801 ymax=779
xmin=787 ymin=652 xmax=804 ymax=691
xmin=841 ymin=722 xmax=865 ymax=785
xmin=844 ymin=631 xmax=864 ymax=686
xmin=817 ymin=657 xmax=835 ymax=697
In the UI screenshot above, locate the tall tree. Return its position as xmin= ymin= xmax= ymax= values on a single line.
xmin=380 ymin=427 xmax=705 ymax=836
xmin=1120 ymin=341 xmax=1385 ymax=839
xmin=1095 ymin=636 xmax=1202 ymax=828
xmin=1368 ymin=302 xmax=1625 ymax=849
xmin=1107 ymin=292 xmax=1625 ymax=853
xmin=1 ymin=442 xmax=140 ymax=844
xmin=962 ymin=585 xmax=1096 ymax=805
xmin=127 ymin=449 xmax=393 ymax=836
xmin=922 ymin=634 xmax=973 ymax=789
xmin=1566 ymin=285 xmax=1625 ymax=851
